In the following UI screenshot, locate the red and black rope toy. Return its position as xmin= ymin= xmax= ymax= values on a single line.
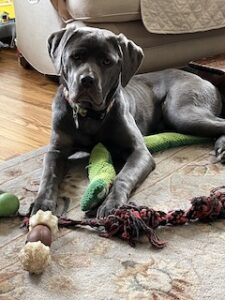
xmin=22 ymin=186 xmax=225 ymax=249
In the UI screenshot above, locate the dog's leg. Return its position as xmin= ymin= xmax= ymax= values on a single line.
xmin=31 ymin=150 xmax=67 ymax=215
xmin=31 ymin=134 xmax=74 ymax=216
xmin=214 ymin=135 xmax=225 ymax=163
xmin=161 ymin=78 xmax=225 ymax=162
xmin=97 ymin=113 xmax=155 ymax=218
xmin=164 ymin=105 xmax=225 ymax=163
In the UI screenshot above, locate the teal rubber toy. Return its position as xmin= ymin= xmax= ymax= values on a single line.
xmin=80 ymin=132 xmax=211 ymax=211
xmin=0 ymin=192 xmax=20 ymax=217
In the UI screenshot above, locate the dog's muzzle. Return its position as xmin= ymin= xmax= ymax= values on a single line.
xmin=63 ymin=87 xmax=114 ymax=129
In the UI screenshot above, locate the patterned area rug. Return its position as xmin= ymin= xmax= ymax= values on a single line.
xmin=1 ymin=143 xmax=225 ymax=300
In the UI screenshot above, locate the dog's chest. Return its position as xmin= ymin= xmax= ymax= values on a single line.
xmin=72 ymin=117 xmax=105 ymax=148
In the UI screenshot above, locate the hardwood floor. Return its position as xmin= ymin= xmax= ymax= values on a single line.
xmin=0 ymin=49 xmax=57 ymax=162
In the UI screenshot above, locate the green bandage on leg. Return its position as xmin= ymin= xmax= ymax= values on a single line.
xmin=80 ymin=133 xmax=211 ymax=211
xmin=80 ymin=143 xmax=116 ymax=211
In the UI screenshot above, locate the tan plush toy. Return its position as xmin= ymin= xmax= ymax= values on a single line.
xmin=19 ymin=210 xmax=58 ymax=274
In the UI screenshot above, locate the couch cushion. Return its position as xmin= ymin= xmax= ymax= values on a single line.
xmin=86 ymin=21 xmax=225 ymax=72
xmin=66 ymin=0 xmax=140 ymax=23
xmin=141 ymin=0 xmax=225 ymax=34
xmin=88 ymin=21 xmax=225 ymax=49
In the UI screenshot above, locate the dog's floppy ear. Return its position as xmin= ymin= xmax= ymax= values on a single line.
xmin=117 ymin=34 xmax=144 ymax=87
xmin=48 ymin=28 xmax=76 ymax=73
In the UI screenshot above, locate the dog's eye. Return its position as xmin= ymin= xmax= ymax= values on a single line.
xmin=74 ymin=54 xmax=82 ymax=61
xmin=102 ymin=58 xmax=112 ymax=66
xmin=73 ymin=51 xmax=86 ymax=61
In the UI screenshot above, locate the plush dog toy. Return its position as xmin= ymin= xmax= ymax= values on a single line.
xmin=80 ymin=143 xmax=116 ymax=211
xmin=80 ymin=132 xmax=210 ymax=211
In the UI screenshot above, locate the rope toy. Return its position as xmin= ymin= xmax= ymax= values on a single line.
xmin=19 ymin=210 xmax=58 ymax=274
xmin=21 ymin=186 xmax=225 ymax=253
xmin=81 ymin=133 xmax=210 ymax=211
xmin=57 ymin=186 xmax=225 ymax=248
xmin=12 ymin=185 xmax=225 ymax=273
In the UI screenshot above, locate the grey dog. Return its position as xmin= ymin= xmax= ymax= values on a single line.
xmin=31 ymin=26 xmax=225 ymax=217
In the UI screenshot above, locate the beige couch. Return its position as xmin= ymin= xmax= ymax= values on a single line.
xmin=14 ymin=0 xmax=225 ymax=75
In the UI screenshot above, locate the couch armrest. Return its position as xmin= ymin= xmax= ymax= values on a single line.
xmin=14 ymin=0 xmax=63 ymax=74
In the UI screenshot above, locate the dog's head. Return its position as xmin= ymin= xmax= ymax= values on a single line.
xmin=48 ymin=27 xmax=143 ymax=111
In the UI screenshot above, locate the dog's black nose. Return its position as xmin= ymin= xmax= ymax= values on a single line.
xmin=80 ymin=75 xmax=95 ymax=88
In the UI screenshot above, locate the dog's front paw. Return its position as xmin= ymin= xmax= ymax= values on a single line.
xmin=215 ymin=136 xmax=225 ymax=164
xmin=97 ymin=198 xmax=123 ymax=218
xmin=30 ymin=198 xmax=57 ymax=216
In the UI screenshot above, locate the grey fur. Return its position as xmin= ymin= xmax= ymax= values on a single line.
xmin=31 ymin=27 xmax=225 ymax=217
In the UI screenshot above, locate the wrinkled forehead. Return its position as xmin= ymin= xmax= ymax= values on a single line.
xmin=65 ymin=27 xmax=119 ymax=56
